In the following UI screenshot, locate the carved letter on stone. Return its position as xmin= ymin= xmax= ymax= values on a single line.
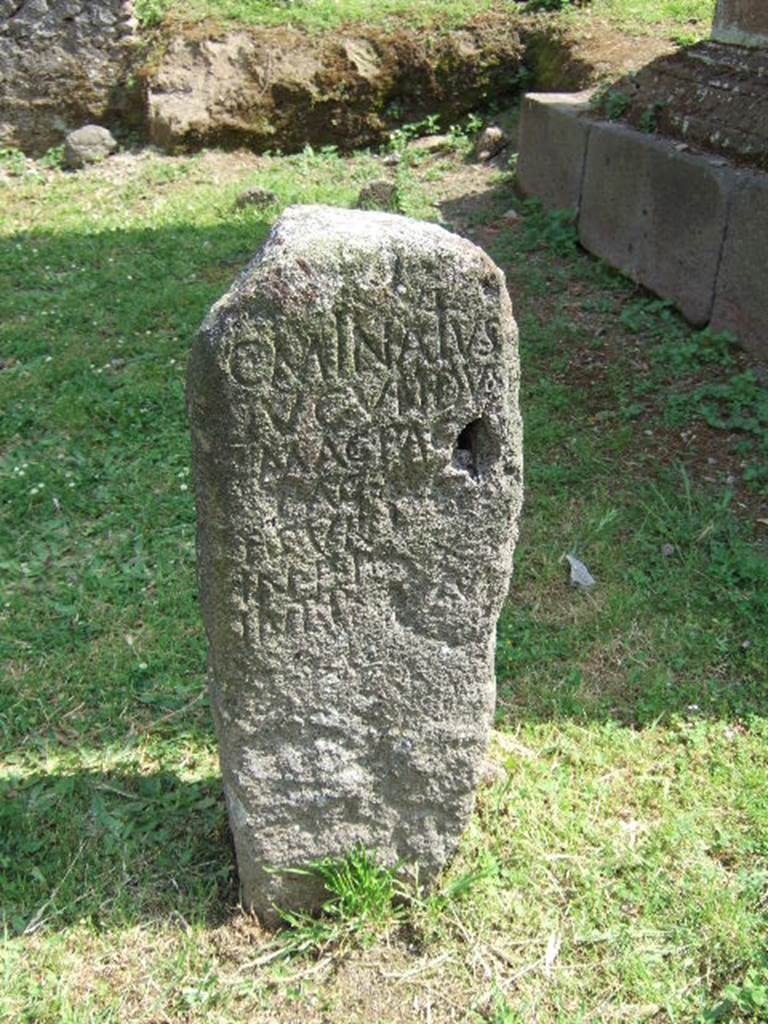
xmin=187 ymin=206 xmax=523 ymax=925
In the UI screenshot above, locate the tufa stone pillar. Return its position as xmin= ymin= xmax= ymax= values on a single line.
xmin=187 ymin=206 xmax=523 ymax=925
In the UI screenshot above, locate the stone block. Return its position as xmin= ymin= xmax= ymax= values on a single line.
xmin=579 ymin=122 xmax=734 ymax=326
xmin=712 ymin=0 xmax=768 ymax=48
xmin=187 ymin=206 xmax=523 ymax=925
xmin=516 ymin=91 xmax=593 ymax=212
xmin=711 ymin=172 xmax=768 ymax=361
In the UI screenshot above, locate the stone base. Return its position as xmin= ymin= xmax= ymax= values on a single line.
xmin=517 ymin=92 xmax=768 ymax=362
xmin=599 ymin=41 xmax=768 ymax=172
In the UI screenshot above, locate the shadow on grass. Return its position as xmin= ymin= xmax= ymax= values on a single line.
xmin=1 ymin=216 xmax=273 ymax=754
xmin=0 ymin=768 xmax=236 ymax=937
xmin=438 ymin=177 xmax=518 ymax=237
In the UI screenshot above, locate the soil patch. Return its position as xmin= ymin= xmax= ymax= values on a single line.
xmin=142 ymin=12 xmax=678 ymax=154
xmin=143 ymin=13 xmax=528 ymax=153
xmin=2 ymin=3 xmax=683 ymax=157
xmin=522 ymin=13 xmax=676 ymax=91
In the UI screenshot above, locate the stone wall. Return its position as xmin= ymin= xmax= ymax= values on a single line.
xmin=0 ymin=0 xmax=139 ymax=155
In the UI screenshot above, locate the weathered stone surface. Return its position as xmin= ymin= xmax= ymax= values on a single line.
xmin=601 ymin=42 xmax=768 ymax=172
xmin=187 ymin=205 xmax=522 ymax=925
xmin=713 ymin=0 xmax=768 ymax=48
xmin=64 ymin=125 xmax=118 ymax=169
xmin=579 ymin=122 xmax=734 ymax=326
xmin=711 ymin=172 xmax=768 ymax=361
xmin=516 ymin=92 xmax=593 ymax=212
xmin=0 ymin=0 xmax=140 ymax=155
xmin=475 ymin=124 xmax=507 ymax=161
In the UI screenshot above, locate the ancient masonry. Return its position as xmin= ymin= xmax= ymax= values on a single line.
xmin=0 ymin=0 xmax=139 ymax=154
xmin=516 ymin=0 xmax=768 ymax=362
xmin=187 ymin=206 xmax=523 ymax=924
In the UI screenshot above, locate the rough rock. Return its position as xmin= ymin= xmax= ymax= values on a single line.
xmin=147 ymin=16 xmax=526 ymax=153
xmin=356 ymin=179 xmax=398 ymax=211
xmin=0 ymin=0 xmax=140 ymax=155
xmin=187 ymin=205 xmax=523 ymax=925
xmin=64 ymin=125 xmax=118 ymax=169
xmin=475 ymin=125 xmax=507 ymax=161
xmin=234 ymin=186 xmax=278 ymax=211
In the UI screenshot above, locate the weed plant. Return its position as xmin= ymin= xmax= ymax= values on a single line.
xmin=276 ymin=848 xmax=408 ymax=956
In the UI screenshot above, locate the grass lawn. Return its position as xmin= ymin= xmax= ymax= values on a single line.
xmin=1 ymin=122 xmax=766 ymax=1022
xmin=135 ymin=0 xmax=716 ymax=35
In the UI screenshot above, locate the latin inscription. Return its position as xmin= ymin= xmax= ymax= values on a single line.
xmin=221 ymin=276 xmax=504 ymax=646
xmin=228 ymin=288 xmax=500 ymax=393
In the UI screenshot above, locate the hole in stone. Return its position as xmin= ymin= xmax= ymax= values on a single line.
xmin=452 ymin=416 xmax=496 ymax=480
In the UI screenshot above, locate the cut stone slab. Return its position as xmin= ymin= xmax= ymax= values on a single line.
xmin=713 ymin=0 xmax=768 ymax=48
xmin=711 ymin=172 xmax=768 ymax=361
xmin=516 ymin=92 xmax=593 ymax=213
xmin=579 ymin=122 xmax=734 ymax=326
xmin=187 ymin=205 xmax=523 ymax=925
